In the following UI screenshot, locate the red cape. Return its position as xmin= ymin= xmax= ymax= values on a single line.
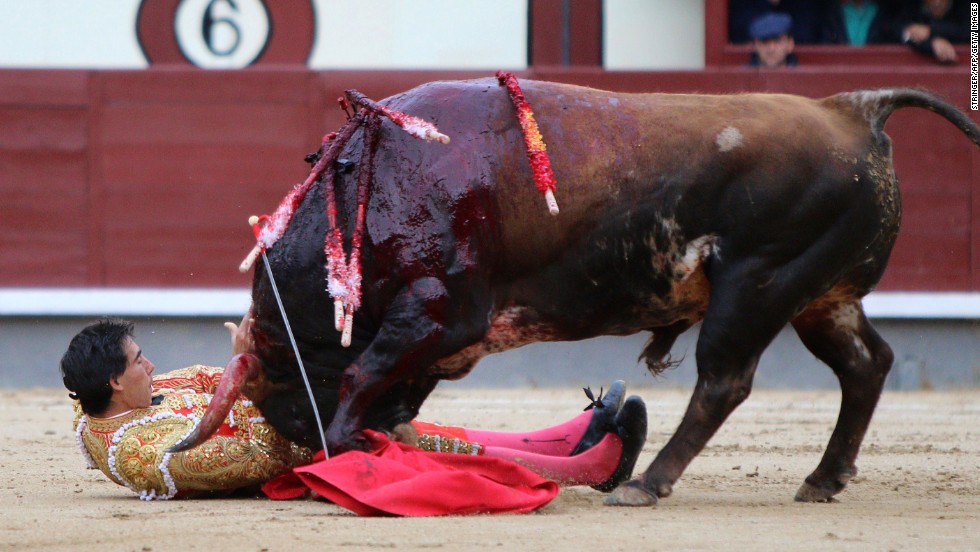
xmin=263 ymin=430 xmax=559 ymax=516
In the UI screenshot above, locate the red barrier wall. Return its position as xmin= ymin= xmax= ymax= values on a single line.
xmin=1 ymin=67 xmax=977 ymax=290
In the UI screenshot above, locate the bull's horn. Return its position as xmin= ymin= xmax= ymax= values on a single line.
xmin=165 ymin=353 xmax=261 ymax=453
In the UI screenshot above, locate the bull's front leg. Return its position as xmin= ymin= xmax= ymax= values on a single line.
xmin=325 ymin=277 xmax=453 ymax=454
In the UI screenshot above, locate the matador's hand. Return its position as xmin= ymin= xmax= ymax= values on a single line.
xmin=225 ymin=308 xmax=255 ymax=355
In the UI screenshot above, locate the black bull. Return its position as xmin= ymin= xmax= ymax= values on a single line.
xmin=175 ymin=78 xmax=980 ymax=506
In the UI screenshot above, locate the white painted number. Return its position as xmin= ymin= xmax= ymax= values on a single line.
xmin=174 ymin=0 xmax=270 ymax=68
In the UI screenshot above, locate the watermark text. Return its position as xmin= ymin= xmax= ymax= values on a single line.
xmin=971 ymin=3 xmax=978 ymax=110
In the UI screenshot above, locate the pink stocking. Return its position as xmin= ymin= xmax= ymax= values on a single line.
xmin=483 ymin=433 xmax=623 ymax=486
xmin=461 ymin=411 xmax=594 ymax=456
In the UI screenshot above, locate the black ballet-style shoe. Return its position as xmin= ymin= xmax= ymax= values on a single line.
xmin=591 ymin=395 xmax=648 ymax=493
xmin=569 ymin=380 xmax=626 ymax=456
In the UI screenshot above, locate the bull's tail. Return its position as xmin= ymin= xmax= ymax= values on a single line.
xmin=831 ymin=88 xmax=980 ymax=149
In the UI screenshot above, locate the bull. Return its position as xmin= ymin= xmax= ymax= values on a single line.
xmin=173 ymin=77 xmax=980 ymax=506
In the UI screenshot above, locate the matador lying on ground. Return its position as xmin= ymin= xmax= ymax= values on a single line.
xmin=61 ymin=316 xmax=647 ymax=500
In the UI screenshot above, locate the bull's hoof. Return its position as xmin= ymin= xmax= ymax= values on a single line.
xmin=325 ymin=429 xmax=373 ymax=455
xmin=604 ymin=479 xmax=658 ymax=507
xmin=794 ymin=482 xmax=839 ymax=503
xmin=794 ymin=467 xmax=856 ymax=502
xmin=389 ymin=422 xmax=418 ymax=445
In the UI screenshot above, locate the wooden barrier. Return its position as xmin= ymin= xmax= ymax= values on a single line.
xmin=1 ymin=67 xmax=977 ymax=290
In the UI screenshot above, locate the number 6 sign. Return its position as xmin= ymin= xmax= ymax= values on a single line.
xmin=137 ymin=0 xmax=314 ymax=67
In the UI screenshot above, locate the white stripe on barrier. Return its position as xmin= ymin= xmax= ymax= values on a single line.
xmin=0 ymin=288 xmax=978 ymax=319
xmin=0 ymin=288 xmax=250 ymax=316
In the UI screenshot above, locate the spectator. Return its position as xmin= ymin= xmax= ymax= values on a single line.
xmin=898 ymin=0 xmax=970 ymax=63
xmin=729 ymin=0 xmax=827 ymax=44
xmin=820 ymin=0 xmax=904 ymax=45
xmin=747 ymin=13 xmax=799 ymax=67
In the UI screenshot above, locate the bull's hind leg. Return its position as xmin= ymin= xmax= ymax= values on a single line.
xmin=608 ymin=258 xmax=805 ymax=506
xmin=791 ymin=299 xmax=893 ymax=502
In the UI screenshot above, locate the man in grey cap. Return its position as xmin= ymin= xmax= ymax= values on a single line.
xmin=748 ymin=12 xmax=798 ymax=67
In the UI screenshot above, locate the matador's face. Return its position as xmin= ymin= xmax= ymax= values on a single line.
xmin=111 ymin=338 xmax=155 ymax=410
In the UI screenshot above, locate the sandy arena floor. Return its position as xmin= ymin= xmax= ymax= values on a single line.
xmin=1 ymin=386 xmax=978 ymax=551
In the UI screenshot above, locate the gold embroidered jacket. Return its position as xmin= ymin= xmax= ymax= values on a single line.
xmin=73 ymin=365 xmax=311 ymax=500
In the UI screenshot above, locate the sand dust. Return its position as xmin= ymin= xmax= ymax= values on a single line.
xmin=2 ymin=386 xmax=977 ymax=551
